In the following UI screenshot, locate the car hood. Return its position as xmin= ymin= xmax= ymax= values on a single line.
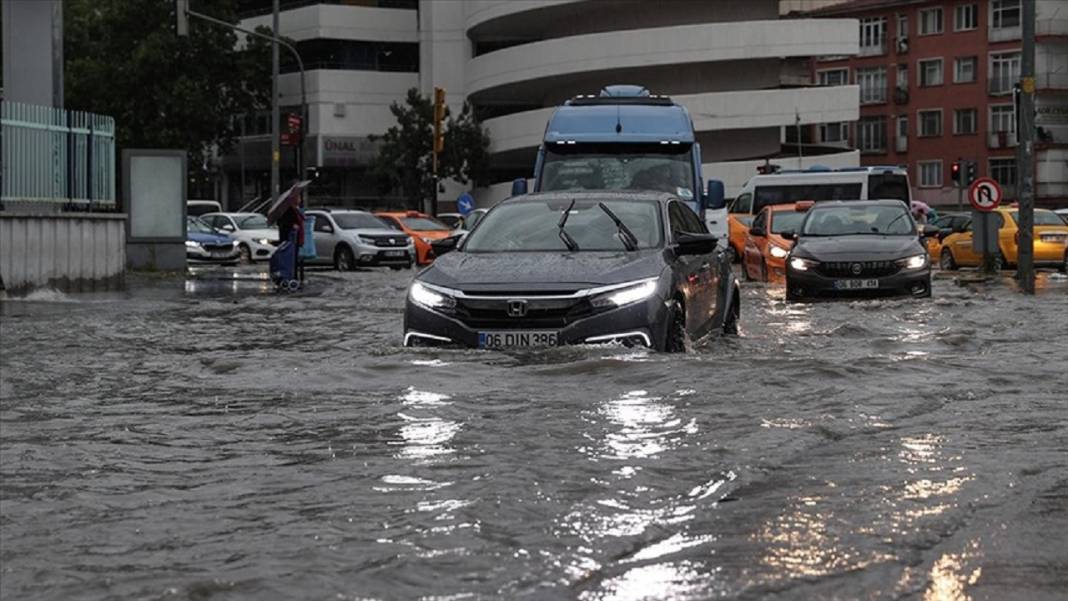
xmin=421 ymin=250 xmax=667 ymax=291
xmin=188 ymin=231 xmax=232 ymax=245
xmin=241 ymin=228 xmax=279 ymax=240
xmin=794 ymin=235 xmax=921 ymax=260
xmin=341 ymin=228 xmax=410 ymax=239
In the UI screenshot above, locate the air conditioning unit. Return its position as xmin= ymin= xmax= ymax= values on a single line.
xmin=896 ymin=37 xmax=909 ymax=54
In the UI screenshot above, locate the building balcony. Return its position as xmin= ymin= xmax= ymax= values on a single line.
xmin=858 ymin=41 xmax=886 ymax=57
xmin=988 ymin=25 xmax=1021 ymax=43
xmin=988 ymin=130 xmax=1019 ymax=149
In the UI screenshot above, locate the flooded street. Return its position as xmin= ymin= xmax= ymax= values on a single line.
xmin=2 ymin=268 xmax=1066 ymax=600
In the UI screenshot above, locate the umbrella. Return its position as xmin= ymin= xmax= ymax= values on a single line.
xmin=267 ymin=180 xmax=312 ymax=224
xmin=910 ymin=200 xmax=931 ymax=216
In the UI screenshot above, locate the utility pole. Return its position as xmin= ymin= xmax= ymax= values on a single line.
xmin=270 ymin=0 xmax=280 ymax=204
xmin=1016 ymin=0 xmax=1036 ymax=294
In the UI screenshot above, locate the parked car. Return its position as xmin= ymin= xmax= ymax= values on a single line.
xmin=784 ymin=200 xmax=935 ymax=301
xmin=201 ymin=212 xmax=278 ymax=262
xmin=437 ymin=212 xmax=467 ymax=230
xmin=465 ymin=208 xmax=489 ymax=230
xmin=186 ymin=216 xmax=239 ymax=265
xmin=304 ymin=209 xmax=414 ymax=271
xmin=939 ymin=207 xmax=1068 ymax=271
xmin=375 ymin=210 xmax=455 ymax=265
xmin=403 ymin=191 xmax=740 ymax=352
xmin=187 ymin=200 xmax=223 ymax=217
xmin=741 ymin=202 xmax=811 ymax=283
xmin=1054 ymin=208 xmax=1068 ymax=224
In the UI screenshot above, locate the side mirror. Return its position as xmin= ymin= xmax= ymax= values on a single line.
xmin=511 ymin=178 xmax=528 ymax=196
xmin=675 ymin=232 xmax=718 ymax=256
xmin=430 ymin=234 xmax=462 ymax=257
xmin=748 ymin=226 xmax=766 ymax=237
xmin=704 ymin=179 xmax=726 ymax=210
xmin=221 ymin=223 xmax=235 ymax=231
xmin=780 ymin=230 xmax=797 ymax=241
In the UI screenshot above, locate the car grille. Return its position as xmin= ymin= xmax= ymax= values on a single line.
xmin=454 ymin=297 xmax=593 ymax=329
xmin=817 ymin=260 xmax=900 ymax=278
xmin=365 ymin=235 xmax=409 ymax=247
xmin=202 ymin=244 xmax=233 ymax=253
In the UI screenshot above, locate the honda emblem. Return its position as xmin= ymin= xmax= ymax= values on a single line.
xmin=851 ymin=263 xmax=863 ymax=275
xmin=506 ymin=300 xmax=528 ymax=317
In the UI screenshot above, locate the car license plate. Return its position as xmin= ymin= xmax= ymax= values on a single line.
xmin=478 ymin=331 xmax=558 ymax=349
xmin=833 ymin=279 xmax=879 ymax=290
xmin=383 ymin=250 xmax=405 ymax=257
xmin=210 ymin=251 xmax=231 ymax=258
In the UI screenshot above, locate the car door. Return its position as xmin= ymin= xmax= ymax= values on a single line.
xmin=950 ymin=220 xmax=980 ymax=266
xmin=672 ymin=202 xmax=719 ymax=335
xmin=743 ymin=209 xmax=768 ymax=279
xmin=310 ymin=213 xmax=336 ymax=263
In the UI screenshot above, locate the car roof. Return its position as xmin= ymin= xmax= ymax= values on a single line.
xmin=502 ymin=190 xmax=678 ymax=205
xmin=375 ymin=211 xmax=428 ymax=216
xmin=808 ymin=199 xmax=908 ymax=208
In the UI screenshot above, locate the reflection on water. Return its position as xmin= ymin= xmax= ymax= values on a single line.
xmin=924 ymin=540 xmax=983 ymax=601
xmin=581 ymin=561 xmax=708 ymax=601
xmin=393 ymin=387 xmax=457 ymax=460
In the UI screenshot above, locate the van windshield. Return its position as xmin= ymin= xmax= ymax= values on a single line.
xmin=868 ymin=173 xmax=910 ymax=202
xmin=540 ymin=144 xmax=695 ymax=202
xmin=753 ymin=183 xmax=862 ymax=214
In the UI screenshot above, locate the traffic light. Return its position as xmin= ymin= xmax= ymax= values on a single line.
xmin=965 ymin=160 xmax=977 ymax=185
xmin=175 ymin=0 xmax=188 ymax=36
xmin=951 ymin=160 xmax=961 ymax=186
xmin=433 ymin=87 xmax=446 ymax=155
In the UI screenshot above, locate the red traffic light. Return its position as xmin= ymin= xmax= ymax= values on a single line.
xmin=951 ymin=162 xmax=960 ymax=174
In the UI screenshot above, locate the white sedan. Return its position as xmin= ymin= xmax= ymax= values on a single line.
xmin=202 ymin=212 xmax=279 ymax=262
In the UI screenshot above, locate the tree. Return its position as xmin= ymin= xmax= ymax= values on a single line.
xmin=370 ymin=88 xmax=491 ymax=209
xmin=63 ymin=0 xmax=271 ymax=168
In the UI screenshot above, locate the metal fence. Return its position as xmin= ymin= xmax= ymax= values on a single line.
xmin=1 ymin=101 xmax=116 ymax=208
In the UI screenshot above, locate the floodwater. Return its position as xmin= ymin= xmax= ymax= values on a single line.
xmin=1 ymin=267 xmax=1066 ymax=600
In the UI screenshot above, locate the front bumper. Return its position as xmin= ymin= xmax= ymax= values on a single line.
xmin=786 ymin=264 xmax=931 ymax=299
xmin=248 ymin=240 xmax=277 ymax=260
xmin=187 ymin=245 xmax=240 ymax=264
xmin=354 ymin=243 xmax=415 ymax=266
xmin=403 ymin=295 xmax=671 ymax=350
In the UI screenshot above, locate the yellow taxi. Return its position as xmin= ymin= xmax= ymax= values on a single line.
xmin=938 ymin=207 xmax=1068 ymax=271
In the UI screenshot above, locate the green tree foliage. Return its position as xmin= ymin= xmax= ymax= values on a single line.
xmin=63 ymin=0 xmax=271 ymax=166
xmin=370 ymin=88 xmax=491 ymax=208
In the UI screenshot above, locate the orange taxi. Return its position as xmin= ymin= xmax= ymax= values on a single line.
xmin=741 ymin=202 xmax=812 ymax=283
xmin=938 ymin=207 xmax=1068 ymax=271
xmin=375 ymin=210 xmax=455 ymax=265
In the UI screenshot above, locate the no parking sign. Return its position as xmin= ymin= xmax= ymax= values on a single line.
xmin=968 ymin=178 xmax=1002 ymax=212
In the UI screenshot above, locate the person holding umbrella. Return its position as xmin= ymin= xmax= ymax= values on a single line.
xmin=267 ymin=179 xmax=311 ymax=289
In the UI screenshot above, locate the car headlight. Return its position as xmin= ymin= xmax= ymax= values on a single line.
xmin=769 ymin=245 xmax=789 ymax=259
xmin=896 ymin=253 xmax=928 ymax=270
xmin=409 ymin=281 xmax=456 ymax=311
xmin=256 ymin=238 xmax=270 ymax=245
xmin=185 ymin=240 xmax=201 ymax=248
xmin=590 ymin=278 xmax=659 ymax=309
xmin=358 ymin=235 xmax=377 ymax=244
xmin=789 ymin=257 xmax=818 ymax=271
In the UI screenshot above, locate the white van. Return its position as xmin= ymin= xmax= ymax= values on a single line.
xmin=726 ymin=166 xmax=912 ymax=258
xmin=187 ymin=200 xmax=223 ymax=217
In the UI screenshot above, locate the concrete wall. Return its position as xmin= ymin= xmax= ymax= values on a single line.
xmin=242 ymin=4 xmax=418 ymax=42
xmin=0 ymin=213 xmax=126 ymax=295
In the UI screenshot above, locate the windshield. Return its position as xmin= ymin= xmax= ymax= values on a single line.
xmin=464 ymin=199 xmax=663 ymax=252
xmin=402 ymin=217 xmax=451 ymax=231
xmin=235 ymin=214 xmax=269 ymax=229
xmin=753 ymin=184 xmax=862 ymax=214
xmin=1012 ymin=210 xmax=1065 ymax=226
xmin=334 ymin=213 xmax=390 ymax=230
xmin=868 ymin=173 xmax=911 ymax=202
xmin=187 ymin=217 xmax=216 ymax=234
xmin=802 ymin=205 xmax=915 ymax=236
xmin=540 ymin=144 xmax=695 ymax=201
xmin=770 ymin=211 xmax=806 ymax=234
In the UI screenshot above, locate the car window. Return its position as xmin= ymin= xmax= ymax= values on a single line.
xmin=235 ymin=214 xmax=269 ymax=230
xmin=334 ymin=213 xmax=390 ymax=230
xmin=679 ymin=202 xmax=705 ymax=233
xmin=802 ymin=205 xmax=915 ymax=236
xmin=312 ymin=214 xmax=333 ymax=232
xmin=401 ymin=217 xmax=451 ymax=231
xmin=1011 ymin=210 xmax=1063 ymax=226
xmin=378 ymin=216 xmax=403 ymax=230
xmin=770 ymin=210 xmax=805 ymax=234
xmin=751 ymin=210 xmax=767 ymax=231
xmin=668 ymin=202 xmax=687 ymax=237
xmin=732 ymin=193 xmax=753 ymax=214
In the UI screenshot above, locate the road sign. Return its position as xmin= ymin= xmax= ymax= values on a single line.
xmin=456 ymin=193 xmax=474 ymax=216
xmin=968 ymin=177 xmax=1002 ymax=212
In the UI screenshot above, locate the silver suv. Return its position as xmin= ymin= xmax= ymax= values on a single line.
xmin=306 ymin=210 xmax=415 ymax=271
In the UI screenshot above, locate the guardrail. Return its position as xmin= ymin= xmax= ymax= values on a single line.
xmin=1 ymin=101 xmax=116 ymax=208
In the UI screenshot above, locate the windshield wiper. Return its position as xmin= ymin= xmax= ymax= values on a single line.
xmin=597 ymin=202 xmax=638 ymax=251
xmin=558 ymin=199 xmax=580 ymax=252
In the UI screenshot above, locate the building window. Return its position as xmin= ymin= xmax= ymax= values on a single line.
xmin=919 ymin=160 xmax=943 ymax=188
xmin=954 ymin=108 xmax=978 ymax=134
xmin=860 ymin=17 xmax=887 ymax=55
xmin=989 ymin=158 xmax=1017 ymax=187
xmin=955 ymin=4 xmax=978 ymax=31
xmin=919 ymin=109 xmax=943 ymax=137
xmin=990 ymin=104 xmax=1016 ymax=133
xmin=820 ymin=122 xmax=848 ymax=143
xmin=919 ymin=58 xmax=944 ymax=87
xmin=954 ymin=56 xmax=977 ymax=83
xmin=897 ymin=13 xmax=909 ymax=39
xmin=991 ymin=0 xmax=1021 ymax=29
xmin=857 ymin=116 xmax=887 ymax=153
xmin=919 ymin=7 xmax=943 ymax=35
xmin=896 ymin=115 xmax=908 ymax=152
xmin=818 ymin=68 xmax=849 ymax=86
xmin=989 ymin=52 xmax=1021 ymax=95
xmin=857 ymin=67 xmax=888 ymax=104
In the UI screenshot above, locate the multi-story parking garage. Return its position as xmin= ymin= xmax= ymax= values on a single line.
xmin=226 ymin=0 xmax=860 ymax=208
